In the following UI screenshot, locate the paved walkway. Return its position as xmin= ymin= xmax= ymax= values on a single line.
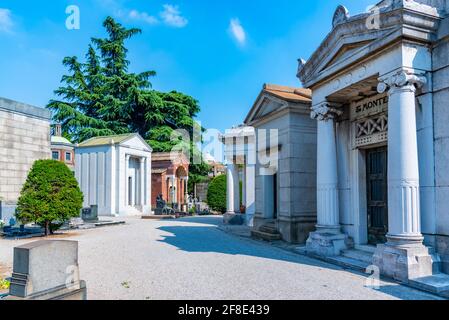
xmin=0 ymin=216 xmax=441 ymax=300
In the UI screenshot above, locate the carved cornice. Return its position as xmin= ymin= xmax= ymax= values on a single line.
xmin=377 ymin=70 xmax=427 ymax=93
xmin=311 ymin=103 xmax=343 ymax=121
xmin=298 ymin=2 xmax=441 ymax=88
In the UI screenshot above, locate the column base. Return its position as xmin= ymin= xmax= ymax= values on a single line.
xmin=305 ymin=229 xmax=348 ymax=257
xmin=373 ymin=237 xmax=433 ymax=283
xmin=223 ymin=213 xmax=245 ymax=225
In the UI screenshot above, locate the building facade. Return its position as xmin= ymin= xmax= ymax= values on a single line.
xmin=151 ymin=152 xmax=189 ymax=210
xmin=75 ymin=133 xmax=152 ymax=217
xmin=222 ymin=126 xmax=256 ymax=226
xmin=0 ymin=97 xmax=51 ymax=224
xmin=246 ymin=84 xmax=317 ymax=243
xmin=51 ymin=124 xmax=75 ymax=171
xmin=296 ymin=1 xmax=449 ymax=284
xmin=222 ymin=85 xmax=317 ymax=241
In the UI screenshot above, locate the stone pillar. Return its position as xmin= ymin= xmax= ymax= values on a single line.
xmin=233 ymin=165 xmax=241 ymax=213
xmin=171 ymin=176 xmax=176 ymax=204
xmin=242 ymin=164 xmax=247 ymax=209
xmin=139 ymin=158 xmax=145 ymax=208
xmin=125 ymin=155 xmax=130 ymax=207
xmin=305 ymin=103 xmax=347 ymax=257
xmin=226 ymin=163 xmax=236 ymax=214
xmin=184 ymin=177 xmax=189 ymax=204
xmin=374 ymin=70 xmax=433 ymax=282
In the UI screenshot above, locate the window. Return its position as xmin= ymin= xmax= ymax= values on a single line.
xmin=65 ymin=152 xmax=72 ymax=162
xmin=52 ymin=151 xmax=60 ymax=160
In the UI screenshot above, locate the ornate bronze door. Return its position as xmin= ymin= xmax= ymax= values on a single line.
xmin=367 ymin=147 xmax=388 ymax=245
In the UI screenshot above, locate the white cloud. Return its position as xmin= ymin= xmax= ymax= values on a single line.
xmin=160 ymin=4 xmax=188 ymax=28
xmin=0 ymin=8 xmax=13 ymax=33
xmin=128 ymin=9 xmax=158 ymax=25
xmin=229 ymin=18 xmax=246 ymax=46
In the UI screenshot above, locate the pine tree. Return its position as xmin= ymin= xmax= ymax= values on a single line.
xmin=48 ymin=17 xmax=210 ymax=181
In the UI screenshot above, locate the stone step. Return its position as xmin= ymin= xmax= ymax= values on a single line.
xmin=259 ymin=225 xmax=279 ymax=235
xmin=409 ymin=274 xmax=449 ymax=298
xmin=341 ymin=249 xmax=374 ymax=265
xmin=251 ymin=230 xmax=282 ymax=241
xmin=325 ymin=255 xmax=372 ymax=273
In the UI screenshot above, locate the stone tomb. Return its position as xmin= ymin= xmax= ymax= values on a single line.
xmin=6 ymin=240 xmax=87 ymax=300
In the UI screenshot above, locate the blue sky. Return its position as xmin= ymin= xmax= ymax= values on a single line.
xmin=0 ymin=0 xmax=375 ymax=132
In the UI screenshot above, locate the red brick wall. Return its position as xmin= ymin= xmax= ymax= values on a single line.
xmin=151 ymin=172 xmax=167 ymax=207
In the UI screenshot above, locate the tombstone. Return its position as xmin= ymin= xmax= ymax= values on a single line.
xmin=82 ymin=205 xmax=99 ymax=222
xmin=5 ymin=240 xmax=87 ymax=300
xmin=155 ymin=194 xmax=167 ymax=215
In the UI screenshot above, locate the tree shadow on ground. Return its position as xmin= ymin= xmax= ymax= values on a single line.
xmin=156 ymin=216 xmax=441 ymax=300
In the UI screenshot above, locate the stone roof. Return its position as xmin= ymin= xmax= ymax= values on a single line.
xmin=152 ymin=151 xmax=189 ymax=163
xmin=0 ymin=97 xmax=51 ymax=120
xmin=263 ymin=84 xmax=312 ymax=103
xmin=77 ymin=133 xmax=152 ymax=153
xmin=78 ymin=133 xmax=135 ymax=147
xmin=51 ymin=136 xmax=73 ymax=146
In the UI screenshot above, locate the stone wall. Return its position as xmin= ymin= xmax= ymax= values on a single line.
xmin=0 ymin=98 xmax=51 ymax=223
xmin=433 ymin=15 xmax=449 ymax=272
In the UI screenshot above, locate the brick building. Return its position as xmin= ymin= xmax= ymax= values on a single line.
xmin=151 ymin=152 xmax=189 ymax=210
xmin=51 ymin=124 xmax=75 ymax=171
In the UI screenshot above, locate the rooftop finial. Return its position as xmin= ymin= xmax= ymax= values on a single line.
xmin=332 ymin=5 xmax=350 ymax=28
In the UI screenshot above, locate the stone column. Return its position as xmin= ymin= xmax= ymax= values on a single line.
xmin=305 ymin=103 xmax=347 ymax=257
xmin=171 ymin=176 xmax=176 ymax=204
xmin=242 ymin=164 xmax=247 ymax=210
xmin=125 ymin=155 xmax=130 ymax=207
xmin=139 ymin=158 xmax=145 ymax=208
xmin=374 ymin=70 xmax=433 ymax=282
xmin=233 ymin=165 xmax=241 ymax=213
xmin=184 ymin=177 xmax=189 ymax=204
xmin=226 ymin=163 xmax=236 ymax=214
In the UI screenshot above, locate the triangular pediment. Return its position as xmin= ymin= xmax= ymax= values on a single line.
xmin=321 ymin=40 xmax=373 ymax=71
xmin=254 ymin=97 xmax=285 ymax=120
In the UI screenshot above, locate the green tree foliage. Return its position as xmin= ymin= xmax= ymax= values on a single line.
xmin=207 ymin=175 xmax=227 ymax=214
xmin=16 ymin=160 xmax=84 ymax=236
xmin=48 ymin=17 xmax=210 ymax=178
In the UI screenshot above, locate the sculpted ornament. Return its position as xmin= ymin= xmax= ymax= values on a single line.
xmin=377 ymin=70 xmax=427 ymax=94
xmin=311 ymin=104 xmax=343 ymax=121
xmin=332 ymin=5 xmax=350 ymax=28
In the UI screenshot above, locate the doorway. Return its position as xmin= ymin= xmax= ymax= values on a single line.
xmin=366 ymin=147 xmax=388 ymax=245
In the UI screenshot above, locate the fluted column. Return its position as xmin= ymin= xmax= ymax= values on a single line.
xmin=378 ymin=70 xmax=426 ymax=244
xmin=226 ymin=163 xmax=236 ymax=214
xmin=139 ymin=158 xmax=145 ymax=207
xmin=125 ymin=155 xmax=131 ymax=207
xmin=311 ymin=103 xmax=343 ymax=233
xmin=233 ymin=165 xmax=241 ymax=213
xmin=373 ymin=70 xmax=432 ymax=282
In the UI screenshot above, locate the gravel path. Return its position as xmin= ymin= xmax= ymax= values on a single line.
xmin=0 ymin=216 xmax=441 ymax=300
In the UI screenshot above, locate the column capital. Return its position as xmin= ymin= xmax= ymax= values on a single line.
xmin=377 ymin=70 xmax=427 ymax=94
xmin=139 ymin=157 xmax=145 ymax=164
xmin=311 ymin=102 xmax=343 ymax=121
xmin=125 ymin=154 xmax=131 ymax=161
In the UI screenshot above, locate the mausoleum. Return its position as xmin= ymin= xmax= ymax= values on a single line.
xmin=0 ymin=98 xmax=51 ymax=225
xmin=151 ymin=151 xmax=189 ymax=211
xmin=75 ymin=133 xmax=152 ymax=217
xmin=297 ymin=0 xmax=449 ymax=286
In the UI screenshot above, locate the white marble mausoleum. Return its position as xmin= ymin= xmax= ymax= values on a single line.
xmin=75 ymin=133 xmax=152 ymax=217
xmin=297 ymin=0 xmax=449 ymax=285
xmin=224 ymin=0 xmax=449 ymax=290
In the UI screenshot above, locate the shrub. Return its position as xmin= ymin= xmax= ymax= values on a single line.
xmin=16 ymin=160 xmax=84 ymax=236
xmin=0 ymin=278 xmax=10 ymax=290
xmin=207 ymin=175 xmax=227 ymax=213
